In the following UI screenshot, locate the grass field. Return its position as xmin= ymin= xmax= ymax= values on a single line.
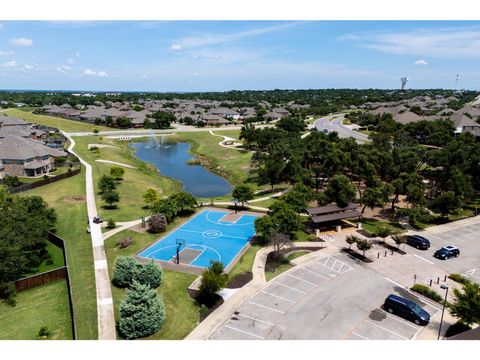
xmin=31 ymin=241 xmax=65 ymax=275
xmin=72 ymin=136 xmax=181 ymax=222
xmin=104 ymin=227 xmax=200 ymax=340
xmin=265 ymin=262 xmax=293 ymax=281
xmin=228 ymin=243 xmax=262 ymax=278
xmin=0 ymin=280 xmax=73 ymax=340
xmin=214 ymin=129 xmax=241 ymax=140
xmin=22 ymin=167 xmax=98 ymax=339
xmin=4 ymin=109 xmax=113 ymax=133
xmin=354 ymin=218 xmax=406 ymax=236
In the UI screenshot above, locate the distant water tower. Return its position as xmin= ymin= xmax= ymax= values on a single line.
xmin=400 ymin=77 xmax=409 ymax=91
xmin=455 ymin=74 xmax=459 ymax=91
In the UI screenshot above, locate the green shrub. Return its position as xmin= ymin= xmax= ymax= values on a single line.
xmin=118 ymin=281 xmax=165 ymax=339
xmin=446 ymin=321 xmax=472 ymax=338
xmin=112 ymin=256 xmax=138 ymax=288
xmin=38 ymin=326 xmax=50 ymax=338
xmin=448 ymin=273 xmax=471 ymax=285
xmin=199 ymin=304 xmax=209 ymax=317
xmin=411 ymin=284 xmax=443 ymax=303
xmin=198 ymin=261 xmax=229 ymax=307
xmin=106 ymin=218 xmax=116 ymax=229
xmin=133 ymin=261 xmax=163 ymax=290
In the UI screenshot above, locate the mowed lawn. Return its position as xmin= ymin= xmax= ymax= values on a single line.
xmin=22 ymin=168 xmax=98 ymax=339
xmin=104 ymin=227 xmax=200 ymax=340
xmin=174 ymin=132 xmax=253 ymax=188
xmin=4 ymin=109 xmax=113 ymax=133
xmin=0 ymin=280 xmax=73 ymax=340
xmin=72 ymin=136 xmax=181 ymax=222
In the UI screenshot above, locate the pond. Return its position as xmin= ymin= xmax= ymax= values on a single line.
xmin=130 ymin=139 xmax=232 ymax=198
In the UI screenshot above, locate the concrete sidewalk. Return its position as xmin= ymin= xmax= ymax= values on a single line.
xmin=66 ymin=134 xmax=116 ymax=340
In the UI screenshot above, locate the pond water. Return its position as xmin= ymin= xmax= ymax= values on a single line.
xmin=130 ymin=139 xmax=232 ymax=198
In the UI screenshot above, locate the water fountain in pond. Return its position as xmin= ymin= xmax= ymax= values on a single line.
xmin=146 ymin=134 xmax=170 ymax=149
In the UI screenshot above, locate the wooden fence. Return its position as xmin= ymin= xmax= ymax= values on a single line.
xmin=7 ymin=168 xmax=81 ymax=194
xmin=14 ymin=232 xmax=77 ymax=339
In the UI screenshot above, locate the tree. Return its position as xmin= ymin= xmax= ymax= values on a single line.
xmin=106 ymin=218 xmax=116 ymax=229
xmin=276 ymin=115 xmax=306 ymax=133
xmin=118 ymin=280 xmax=165 ymax=339
xmin=280 ymin=183 xmax=316 ymax=213
xmin=150 ymin=198 xmax=178 ymax=223
xmin=361 ymin=186 xmax=386 ymax=214
xmin=198 ymin=261 xmax=229 ymax=307
xmin=148 ymin=111 xmax=175 ymax=129
xmin=133 ymin=261 xmax=163 ymax=290
xmin=113 ymin=256 xmax=138 ymax=288
xmin=323 ymin=175 xmax=356 ymax=207
xmin=429 ymin=192 xmax=461 ymax=217
xmin=448 ymin=281 xmax=480 ymax=326
xmin=345 ymin=235 xmax=359 ymax=249
xmin=257 ymin=157 xmax=285 ymax=191
xmin=98 ymin=174 xmax=116 ymax=194
xmin=147 ymin=213 xmax=168 ymax=233
xmin=356 ymin=239 xmax=373 ymax=257
xmin=391 ymin=233 xmax=407 ymax=249
xmin=375 ymin=225 xmax=392 ymax=243
xmin=170 ymin=192 xmax=197 ymax=216
xmin=232 ymin=184 xmax=254 ymax=207
xmin=110 ymin=167 xmax=125 ymax=180
xmin=269 ymin=201 xmax=300 ymax=234
xmin=4 ymin=175 xmax=20 ymax=188
xmin=101 ymin=190 xmax=120 ymax=208
xmin=254 ymin=216 xmax=276 ymax=243
xmin=143 ymin=188 xmax=159 ymax=209
xmin=92 ymin=128 xmax=99 ymax=135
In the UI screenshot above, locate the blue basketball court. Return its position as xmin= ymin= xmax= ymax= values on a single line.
xmin=138 ymin=209 xmax=259 ymax=269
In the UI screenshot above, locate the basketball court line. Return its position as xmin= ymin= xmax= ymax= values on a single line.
xmin=177 ymin=228 xmax=248 ymax=240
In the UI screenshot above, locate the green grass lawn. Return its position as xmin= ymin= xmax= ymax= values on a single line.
xmin=287 ymin=250 xmax=311 ymax=261
xmin=4 ymin=109 xmax=113 ymax=133
xmin=250 ymin=198 xmax=278 ymax=209
xmin=104 ymin=227 xmax=200 ymax=340
xmin=228 ymin=243 xmax=263 ymax=278
xmin=354 ymin=218 xmax=405 ymax=236
xmin=174 ymin=132 xmax=253 ymax=188
xmin=72 ymin=136 xmax=180 ymax=222
xmin=214 ymin=129 xmax=241 ymax=140
xmin=30 ymin=241 xmax=65 ymax=275
xmin=265 ymin=262 xmax=294 ymax=281
xmin=0 ymin=280 xmax=73 ymax=340
xmin=22 ymin=167 xmax=98 ymax=339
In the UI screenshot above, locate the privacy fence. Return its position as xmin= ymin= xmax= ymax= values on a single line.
xmin=6 ymin=167 xmax=81 ymax=194
xmin=14 ymin=232 xmax=77 ymax=339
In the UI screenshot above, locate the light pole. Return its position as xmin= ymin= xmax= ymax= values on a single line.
xmin=232 ymin=198 xmax=238 ymax=214
xmin=437 ymin=284 xmax=449 ymax=340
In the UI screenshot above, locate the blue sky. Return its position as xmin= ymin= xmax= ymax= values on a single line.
xmin=1 ymin=21 xmax=479 ymax=91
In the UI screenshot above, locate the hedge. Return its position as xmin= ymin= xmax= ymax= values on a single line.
xmin=411 ymin=284 xmax=444 ymax=303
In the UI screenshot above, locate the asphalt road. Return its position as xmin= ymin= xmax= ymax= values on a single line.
xmin=314 ymin=114 xmax=369 ymax=142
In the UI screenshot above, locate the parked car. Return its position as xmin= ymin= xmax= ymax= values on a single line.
xmin=406 ymin=235 xmax=430 ymax=250
xmin=434 ymin=245 xmax=460 ymax=260
xmin=383 ymin=294 xmax=430 ymax=325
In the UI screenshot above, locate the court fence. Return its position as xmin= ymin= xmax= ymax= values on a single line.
xmin=14 ymin=232 xmax=77 ymax=339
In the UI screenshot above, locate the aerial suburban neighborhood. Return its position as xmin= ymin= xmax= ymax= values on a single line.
xmin=1 ymin=17 xmax=480 ymax=357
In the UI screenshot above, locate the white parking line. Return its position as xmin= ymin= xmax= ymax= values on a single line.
xmin=286 ymin=273 xmax=318 ymax=287
xmin=378 ymin=309 xmax=420 ymax=329
xmin=365 ymin=321 xmax=408 ymax=340
xmin=413 ymin=254 xmax=434 ymax=264
xmin=237 ymin=313 xmax=277 ymax=327
xmin=352 ymin=332 xmax=370 ymax=340
xmin=300 ymin=267 xmax=330 ymax=280
xmin=275 ymin=282 xmax=307 ymax=294
xmin=224 ymin=325 xmax=264 ymax=339
xmin=248 ymin=301 xmax=285 ymax=314
xmin=383 ymin=277 xmax=406 ymax=289
xmin=261 ymin=290 xmax=296 ymax=303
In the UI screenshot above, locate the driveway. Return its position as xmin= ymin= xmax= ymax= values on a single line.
xmin=314 ymin=114 xmax=369 ymax=142
xmin=210 ymin=253 xmax=437 ymax=340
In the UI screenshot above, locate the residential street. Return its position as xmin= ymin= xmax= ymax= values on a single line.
xmin=314 ymin=113 xmax=369 ymax=142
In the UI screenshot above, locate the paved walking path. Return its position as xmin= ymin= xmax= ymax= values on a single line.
xmin=209 ymin=130 xmax=249 ymax=151
xmin=102 ymin=218 xmax=144 ymax=240
xmin=95 ymin=159 xmax=136 ymax=169
xmin=65 ymin=133 xmax=116 ymax=340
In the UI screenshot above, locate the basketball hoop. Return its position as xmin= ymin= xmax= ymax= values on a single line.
xmin=176 ymin=238 xmax=186 ymax=264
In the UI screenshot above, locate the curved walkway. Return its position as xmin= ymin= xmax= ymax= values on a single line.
xmin=64 ymin=133 xmax=116 ymax=340
xmin=186 ymin=241 xmax=334 ymax=339
xmin=209 ymin=130 xmax=249 ymax=152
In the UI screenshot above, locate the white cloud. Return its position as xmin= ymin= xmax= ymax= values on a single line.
xmin=343 ymin=26 xmax=480 ymax=58
xmin=140 ymin=74 xmax=148 ymax=79
xmin=0 ymin=50 xmax=15 ymax=56
xmin=84 ymin=68 xmax=108 ymax=77
xmin=170 ymin=43 xmax=182 ymax=51
xmin=10 ymin=37 xmax=33 ymax=47
xmin=24 ymin=64 xmax=34 ymax=70
xmin=1 ymin=61 xmax=17 ymax=68
xmin=414 ymin=59 xmax=429 ymax=65
xmin=75 ymin=52 xmax=81 ymax=57
xmin=67 ymin=58 xmax=75 ymax=65
xmin=171 ymin=22 xmax=304 ymax=50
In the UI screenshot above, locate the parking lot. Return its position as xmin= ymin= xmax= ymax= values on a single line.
xmin=407 ymin=218 xmax=480 ymax=283
xmin=210 ymin=253 xmax=436 ymax=340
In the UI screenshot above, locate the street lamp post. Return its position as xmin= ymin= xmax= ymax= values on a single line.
xmin=232 ymin=198 xmax=238 ymax=214
xmin=437 ymin=284 xmax=449 ymax=340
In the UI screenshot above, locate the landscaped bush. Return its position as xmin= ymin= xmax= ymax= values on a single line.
xmin=38 ymin=326 xmax=50 ymax=339
xmin=112 ymin=256 xmax=138 ymax=288
xmin=198 ymin=261 xmax=229 ymax=307
xmin=106 ymin=218 xmax=116 ymax=229
xmin=118 ymin=280 xmax=165 ymax=339
xmin=411 ymin=284 xmax=443 ymax=303
xmin=147 ymin=213 xmax=168 ymax=233
xmin=448 ymin=273 xmax=471 ymax=285
xmin=133 ymin=261 xmax=163 ymax=290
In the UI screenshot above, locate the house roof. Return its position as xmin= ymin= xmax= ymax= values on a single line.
xmin=447 ymin=326 xmax=480 ymax=340
xmin=311 ymin=210 xmax=361 ymax=223
xmin=0 ymin=126 xmax=45 ymax=138
xmin=0 ymin=136 xmax=66 ymax=161
xmin=24 ymin=160 xmax=48 ymax=169
xmin=307 ymin=203 xmax=358 ymax=216
xmin=394 ymin=111 xmax=423 ymax=125
xmin=0 ymin=115 xmax=30 ymax=126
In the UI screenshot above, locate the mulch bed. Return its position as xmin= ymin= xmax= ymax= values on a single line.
xmin=341 ymin=248 xmax=374 ymax=263
xmin=199 ymin=296 xmax=224 ymax=322
xmin=357 ymin=229 xmax=374 ymax=238
xmin=379 ymin=242 xmax=406 ymax=255
xmin=227 ymin=271 xmax=253 ymax=288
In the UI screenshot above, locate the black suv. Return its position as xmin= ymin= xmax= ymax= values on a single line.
xmin=434 ymin=245 xmax=460 ymax=260
xmin=406 ymin=235 xmax=430 ymax=250
xmin=383 ymin=294 xmax=430 ymax=325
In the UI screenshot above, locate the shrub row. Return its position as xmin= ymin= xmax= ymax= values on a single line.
xmin=411 ymin=284 xmax=443 ymax=303
xmin=448 ymin=273 xmax=471 ymax=285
